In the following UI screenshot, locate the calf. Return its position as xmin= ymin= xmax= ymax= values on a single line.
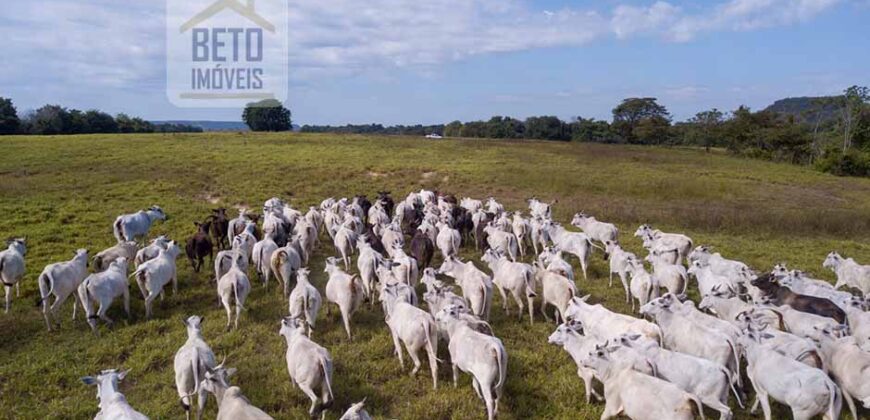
xmin=423 ymin=284 xmax=468 ymax=318
xmin=37 ymin=248 xmax=89 ymax=330
xmin=288 ymin=268 xmax=322 ymax=335
xmin=216 ymin=252 xmax=251 ymax=330
xmin=93 ymin=241 xmax=137 ymax=272
xmin=698 ymin=286 xmax=785 ymax=331
xmin=538 ymin=246 xmax=575 ymax=282
xmin=646 ymin=252 xmax=687 ymax=297
xmin=435 ymin=305 xmax=507 ymax=420
xmin=206 ymin=208 xmax=230 ymax=250
xmin=198 ymin=364 xmax=273 ymax=420
xmin=173 ymin=315 xmax=216 ymax=420
xmin=80 ymin=369 xmax=148 ymax=420
xmin=279 ymin=317 xmax=334 ymax=419
xmin=131 ymin=241 xmax=181 ymax=319
xmin=580 ymin=345 xmax=704 ymax=420
xmin=824 ymin=251 xmax=870 ymax=296
xmin=380 ymin=284 xmax=439 ymax=388
xmin=751 ymin=273 xmax=846 ymax=324
xmin=739 ymin=330 xmax=841 ymax=420
xmin=544 ymin=222 xmax=594 ymax=280
xmin=78 ymin=258 xmax=131 ymax=335
xmin=324 ymin=257 xmax=364 ymax=340
xmin=0 ymin=237 xmax=27 ymax=313
xmin=410 ymin=230 xmax=435 ymax=269
xmin=113 ymin=205 xmax=167 ymax=243
xmin=626 ymin=258 xmax=655 ymax=313
xmin=356 ymin=237 xmax=385 ymax=305
xmin=437 ymin=256 xmax=493 ymax=319
xmin=482 ymin=249 xmax=536 ymax=323
xmin=185 ymin=221 xmax=213 ymax=273
xmin=634 ymin=224 xmax=693 ymax=264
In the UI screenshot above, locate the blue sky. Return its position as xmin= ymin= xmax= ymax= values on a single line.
xmin=0 ymin=0 xmax=868 ymax=125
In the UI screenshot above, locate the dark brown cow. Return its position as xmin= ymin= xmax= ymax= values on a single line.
xmin=410 ymin=230 xmax=434 ymax=269
xmin=207 ymin=208 xmax=230 ymax=250
xmin=377 ymin=191 xmax=395 ymax=218
xmin=186 ymin=221 xmax=213 ymax=273
xmin=751 ymin=273 xmax=847 ymax=324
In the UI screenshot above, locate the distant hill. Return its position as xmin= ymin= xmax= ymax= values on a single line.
xmin=151 ymin=120 xmax=249 ymax=132
xmin=764 ymin=96 xmax=841 ymax=124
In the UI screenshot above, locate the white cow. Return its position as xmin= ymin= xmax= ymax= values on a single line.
xmin=80 ymin=369 xmax=148 ymax=420
xmin=380 ymin=283 xmax=439 ymax=388
xmin=564 ymin=295 xmax=662 ymax=343
xmin=483 ymin=224 xmax=519 ymax=262
xmin=543 ymin=222 xmax=594 ymax=280
xmin=437 ymin=256 xmax=493 ymax=320
xmin=324 ymin=257 xmax=364 ymax=340
xmin=481 ymin=249 xmax=536 ymax=323
xmin=511 ymin=212 xmax=531 ymax=258
xmin=815 ymin=327 xmax=870 ymax=420
xmin=546 ymin=321 xmax=605 ymax=403
xmin=93 ymin=241 xmax=137 ymax=272
xmin=604 ymin=241 xmax=635 ymax=303
xmin=435 ymin=222 xmax=461 ymax=260
xmin=435 ymin=305 xmax=507 ymax=420
xmin=173 ymin=315 xmax=216 ymax=420
xmin=534 ymin=262 xmax=576 ymax=323
xmin=252 ymin=236 xmax=279 ymax=287
xmin=131 ymin=241 xmax=181 ymax=319
xmin=216 ymin=252 xmax=251 ymax=330
xmin=288 ymin=268 xmax=322 ymax=335
xmin=0 ymin=237 xmax=26 ymax=313
xmin=78 ymin=258 xmax=131 ymax=335
xmin=113 ymin=206 xmax=166 ymax=243
xmin=579 ymin=346 xmax=704 ymax=420
xmin=824 ymin=251 xmax=870 ymax=296
xmin=646 ymin=252 xmax=688 ymax=297
xmin=135 ymin=235 xmax=170 ymax=267
xmin=616 ymin=333 xmax=741 ymax=420
xmin=198 ymin=364 xmax=273 ymax=420
xmin=634 ymin=224 xmax=693 ymax=264
xmin=270 ymin=243 xmax=302 ymax=297
xmin=279 ymin=317 xmax=334 ymax=419
xmin=739 ymin=330 xmax=841 ymax=420
xmin=570 ymin=212 xmax=618 ymax=247
xmin=333 ymin=222 xmax=357 ymax=271
xmin=626 ymin=258 xmax=655 ymax=313
xmin=37 ymin=248 xmax=89 ymax=330
xmin=339 ymin=400 xmax=372 ymax=420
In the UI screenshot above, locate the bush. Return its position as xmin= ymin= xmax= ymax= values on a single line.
xmin=815 ymin=150 xmax=870 ymax=177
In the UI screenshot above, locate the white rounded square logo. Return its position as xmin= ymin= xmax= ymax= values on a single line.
xmin=166 ymin=0 xmax=288 ymax=108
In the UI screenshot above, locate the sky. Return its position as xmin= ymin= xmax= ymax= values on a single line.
xmin=0 ymin=0 xmax=868 ymax=125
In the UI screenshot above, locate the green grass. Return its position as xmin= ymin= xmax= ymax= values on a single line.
xmin=1 ymin=132 xmax=869 ymax=419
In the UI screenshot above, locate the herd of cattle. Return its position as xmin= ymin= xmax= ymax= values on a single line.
xmin=2 ymin=191 xmax=870 ymax=420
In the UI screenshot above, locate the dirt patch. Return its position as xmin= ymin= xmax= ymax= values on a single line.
xmin=197 ymin=192 xmax=222 ymax=205
xmin=367 ymin=171 xmax=386 ymax=178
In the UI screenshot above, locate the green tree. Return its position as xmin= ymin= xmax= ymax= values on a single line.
xmin=611 ymin=98 xmax=671 ymax=144
xmin=444 ymin=120 xmax=463 ymax=137
xmin=0 ymin=97 xmax=20 ymax=134
xmin=569 ymin=118 xmax=614 ymax=143
xmin=838 ymin=85 xmax=870 ymax=152
xmin=242 ymin=99 xmax=292 ymax=132
xmin=524 ymin=116 xmax=568 ymax=141
xmin=84 ymin=110 xmax=119 ymax=133
xmin=688 ymin=108 xmax=724 ymax=152
xmin=30 ymin=104 xmax=71 ymax=135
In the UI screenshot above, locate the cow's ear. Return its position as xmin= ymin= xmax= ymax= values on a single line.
xmin=81 ymin=376 xmax=97 ymax=385
xmin=226 ymin=368 xmax=237 ymax=378
xmin=118 ymin=369 xmax=131 ymax=381
xmin=181 ymin=318 xmax=188 ymax=328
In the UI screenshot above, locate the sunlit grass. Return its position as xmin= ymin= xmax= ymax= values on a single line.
xmin=0 ymin=132 xmax=868 ymax=419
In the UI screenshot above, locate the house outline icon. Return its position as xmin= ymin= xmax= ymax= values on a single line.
xmin=179 ymin=0 xmax=276 ymax=33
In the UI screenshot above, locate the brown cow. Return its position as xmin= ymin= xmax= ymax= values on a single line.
xmin=751 ymin=273 xmax=847 ymax=324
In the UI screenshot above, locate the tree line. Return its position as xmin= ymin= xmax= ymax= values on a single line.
xmin=0 ymin=99 xmax=203 ymax=135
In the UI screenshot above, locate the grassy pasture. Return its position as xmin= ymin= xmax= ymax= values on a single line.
xmin=0 ymin=132 xmax=869 ymax=419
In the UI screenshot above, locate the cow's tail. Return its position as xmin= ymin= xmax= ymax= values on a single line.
xmin=726 ymin=337 xmax=742 ymax=388
xmin=319 ymin=355 xmax=334 ymax=406
xmin=689 ymin=392 xmax=706 ymax=420
xmin=232 ymin=279 xmax=243 ymax=311
xmin=493 ymin=344 xmax=507 ymax=397
xmin=78 ymin=278 xmax=93 ymax=315
xmin=825 ymin=378 xmax=841 ymax=420
xmin=35 ymin=270 xmax=55 ymax=307
xmin=721 ymin=366 xmax=744 ymax=409
xmin=271 ymin=249 xmax=287 ymax=284
xmin=113 ymin=217 xmax=124 ymax=242
xmin=423 ymin=320 xmax=442 ymax=363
